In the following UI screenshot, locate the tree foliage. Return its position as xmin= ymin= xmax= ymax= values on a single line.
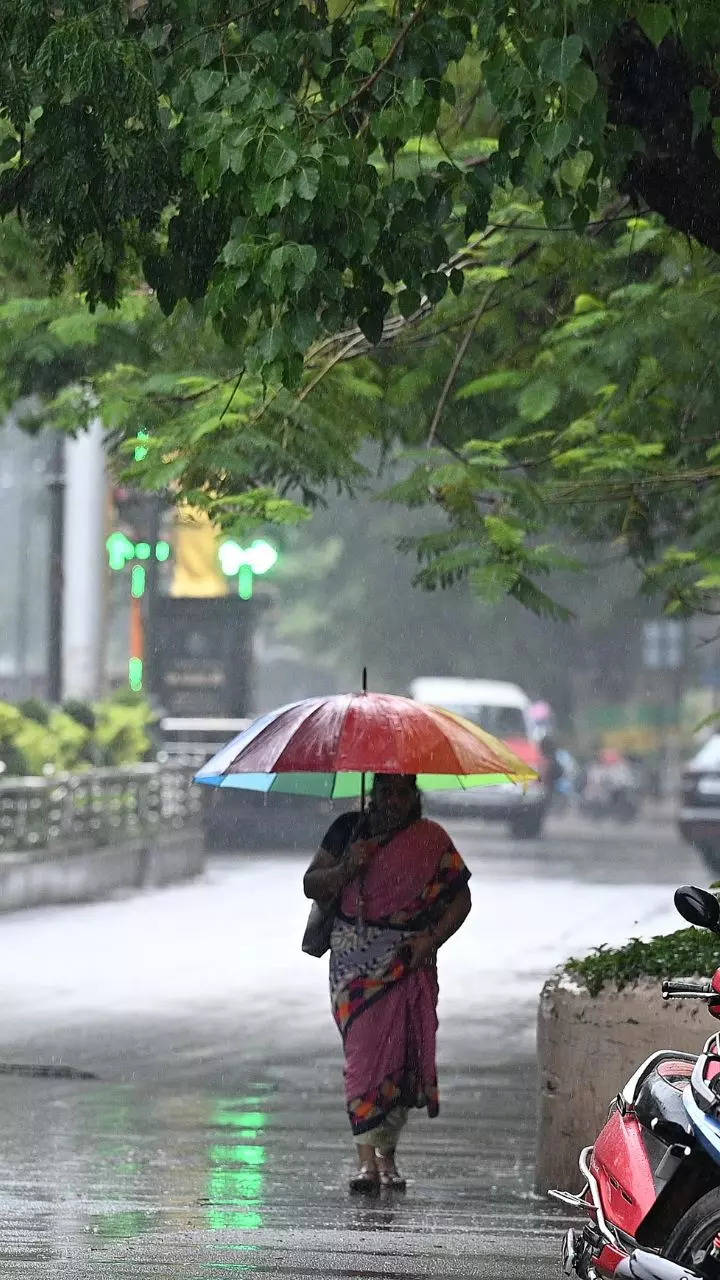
xmin=2 ymin=2 xmax=720 ymax=616
xmin=2 ymin=1 xmax=720 ymax=386
xmin=369 ymin=208 xmax=720 ymax=618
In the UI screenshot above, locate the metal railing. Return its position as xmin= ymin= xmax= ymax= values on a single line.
xmin=0 ymin=763 xmax=201 ymax=854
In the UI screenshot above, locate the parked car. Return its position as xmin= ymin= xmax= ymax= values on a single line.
xmin=408 ymin=677 xmax=548 ymax=838
xmin=678 ymin=734 xmax=720 ymax=874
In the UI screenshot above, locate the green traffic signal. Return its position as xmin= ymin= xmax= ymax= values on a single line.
xmin=106 ymin=533 xmax=172 ymax=571
xmin=217 ymin=539 xmax=279 ymax=597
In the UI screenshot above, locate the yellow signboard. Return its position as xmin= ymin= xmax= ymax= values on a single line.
xmin=170 ymin=508 xmax=228 ymax=598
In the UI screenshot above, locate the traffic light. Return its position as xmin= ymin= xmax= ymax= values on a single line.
xmin=217 ymin=539 xmax=279 ymax=599
xmin=106 ymin=533 xmax=171 ymax=586
xmin=106 ymin=532 xmax=172 ymax=692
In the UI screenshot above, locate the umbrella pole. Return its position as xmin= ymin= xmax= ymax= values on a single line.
xmin=360 ymin=668 xmax=367 ymax=813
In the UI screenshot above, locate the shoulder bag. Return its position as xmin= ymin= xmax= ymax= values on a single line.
xmin=301 ymin=814 xmax=367 ymax=957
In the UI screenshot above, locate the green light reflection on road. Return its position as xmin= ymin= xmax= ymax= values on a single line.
xmin=212 ymin=1111 xmax=267 ymax=1130
xmin=207 ymin=1102 xmax=269 ymax=1231
xmin=208 ymin=1170 xmax=263 ymax=1202
xmin=210 ymin=1144 xmax=266 ymax=1166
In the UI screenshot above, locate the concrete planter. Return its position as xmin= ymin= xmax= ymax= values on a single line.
xmin=0 ymin=826 xmax=204 ymax=913
xmin=535 ymin=971 xmax=715 ymax=1194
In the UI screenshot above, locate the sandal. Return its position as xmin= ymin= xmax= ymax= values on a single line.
xmin=376 ymin=1154 xmax=406 ymax=1191
xmin=349 ymin=1164 xmax=380 ymax=1194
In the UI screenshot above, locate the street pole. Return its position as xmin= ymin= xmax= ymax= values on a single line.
xmin=46 ymin=431 xmax=65 ymax=704
xmin=62 ymin=417 xmax=106 ymax=700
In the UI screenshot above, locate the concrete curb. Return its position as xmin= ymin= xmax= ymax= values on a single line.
xmin=535 ymin=971 xmax=714 ymax=1195
xmin=0 ymin=827 xmax=204 ymax=913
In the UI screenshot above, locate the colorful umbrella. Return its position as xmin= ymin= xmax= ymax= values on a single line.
xmin=194 ymin=690 xmax=537 ymax=798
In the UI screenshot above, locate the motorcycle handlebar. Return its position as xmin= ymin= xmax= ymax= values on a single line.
xmin=662 ymin=979 xmax=714 ymax=999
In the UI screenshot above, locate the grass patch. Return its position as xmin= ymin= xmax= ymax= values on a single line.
xmin=566 ymin=927 xmax=720 ymax=997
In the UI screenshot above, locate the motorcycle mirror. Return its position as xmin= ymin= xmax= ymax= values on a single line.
xmin=674 ymin=885 xmax=720 ymax=933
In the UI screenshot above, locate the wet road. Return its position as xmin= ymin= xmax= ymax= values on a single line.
xmin=0 ymin=813 xmax=704 ymax=1279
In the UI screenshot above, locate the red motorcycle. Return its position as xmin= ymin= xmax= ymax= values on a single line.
xmin=551 ymin=886 xmax=720 ymax=1280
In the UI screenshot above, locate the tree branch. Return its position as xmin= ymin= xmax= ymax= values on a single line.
xmin=425 ymin=295 xmax=492 ymax=449
xmin=425 ymin=236 xmax=539 ymax=449
xmin=319 ymin=2 xmax=428 ymax=124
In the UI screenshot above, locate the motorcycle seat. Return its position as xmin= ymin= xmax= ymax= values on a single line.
xmin=635 ymin=1061 xmax=695 ymax=1147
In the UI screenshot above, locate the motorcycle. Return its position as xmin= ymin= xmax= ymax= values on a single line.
xmin=550 ymin=885 xmax=720 ymax=1280
xmin=580 ymin=754 xmax=642 ymax=824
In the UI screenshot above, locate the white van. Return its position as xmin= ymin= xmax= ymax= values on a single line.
xmin=408 ymin=677 xmax=546 ymax=838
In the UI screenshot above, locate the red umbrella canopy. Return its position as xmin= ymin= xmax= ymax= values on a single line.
xmin=198 ymin=692 xmax=536 ymax=781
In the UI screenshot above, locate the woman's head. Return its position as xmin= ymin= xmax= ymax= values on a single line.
xmin=370 ymin=773 xmax=422 ymax=830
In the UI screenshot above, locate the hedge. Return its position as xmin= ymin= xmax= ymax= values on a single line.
xmin=566 ymin=928 xmax=720 ymax=998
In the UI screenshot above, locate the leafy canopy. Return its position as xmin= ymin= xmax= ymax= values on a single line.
xmin=3 ymin=2 xmax=720 ymax=617
xmin=2 ymin=0 xmax=720 ymax=388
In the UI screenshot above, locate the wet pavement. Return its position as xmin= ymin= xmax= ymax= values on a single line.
xmin=0 ymin=812 xmax=705 ymax=1278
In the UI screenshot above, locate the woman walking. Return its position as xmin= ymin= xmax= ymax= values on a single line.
xmin=303 ymin=773 xmax=471 ymax=1192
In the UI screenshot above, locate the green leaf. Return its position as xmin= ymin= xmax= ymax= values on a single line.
xmin=567 ymin=63 xmax=598 ymax=105
xmin=560 ymin=149 xmax=593 ymax=190
xmin=256 ymin=323 xmax=285 ymax=363
xmin=690 ymin=86 xmax=711 ymax=143
xmin=517 ymin=378 xmax=559 ymax=422
xmin=537 ymin=120 xmax=572 ymax=160
xmin=456 ymin=370 xmax=526 ymax=399
xmin=398 ymin=288 xmax=421 ymax=318
xmin=463 ymin=265 xmax=511 ymax=283
xmin=633 ymin=3 xmax=673 ymax=46
xmin=358 ymin=310 xmax=384 ymax=345
xmin=573 ymin=293 xmax=604 ymax=314
xmin=0 ymin=137 xmax=19 ymax=163
xmin=192 ymin=70 xmax=224 ymax=105
xmin=263 ymin=140 xmax=298 ymax=179
xmin=349 ymin=45 xmax=375 ymax=73
xmin=295 ymin=166 xmax=320 ymax=201
xmin=540 ymin=35 xmax=583 ymax=84
xmin=404 ymin=78 xmax=425 ymax=107
xmin=253 ymin=177 xmax=294 ymax=214
xmin=288 ymin=309 xmax=318 ymax=353
xmin=295 ymin=244 xmax=317 ymax=279
xmin=222 ymin=126 xmax=254 ymax=174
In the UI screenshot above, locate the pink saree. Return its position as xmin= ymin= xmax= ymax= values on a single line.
xmin=328 ymin=818 xmax=470 ymax=1137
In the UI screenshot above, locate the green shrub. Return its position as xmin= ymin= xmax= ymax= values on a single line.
xmin=92 ymin=694 xmax=155 ymax=766
xmin=0 ymin=694 xmax=155 ymax=776
xmin=62 ymin=699 xmax=97 ymax=733
xmin=17 ymin=697 xmax=50 ymax=726
xmin=566 ymin=928 xmax=720 ymax=997
xmin=0 ymin=701 xmax=30 ymax=775
xmin=7 ymin=708 xmax=90 ymax=775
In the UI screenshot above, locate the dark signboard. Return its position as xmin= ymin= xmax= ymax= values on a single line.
xmin=153 ymin=597 xmax=260 ymax=717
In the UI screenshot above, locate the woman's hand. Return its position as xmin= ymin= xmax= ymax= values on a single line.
xmin=344 ymin=838 xmax=379 ymax=879
xmin=402 ymin=932 xmax=436 ymax=971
